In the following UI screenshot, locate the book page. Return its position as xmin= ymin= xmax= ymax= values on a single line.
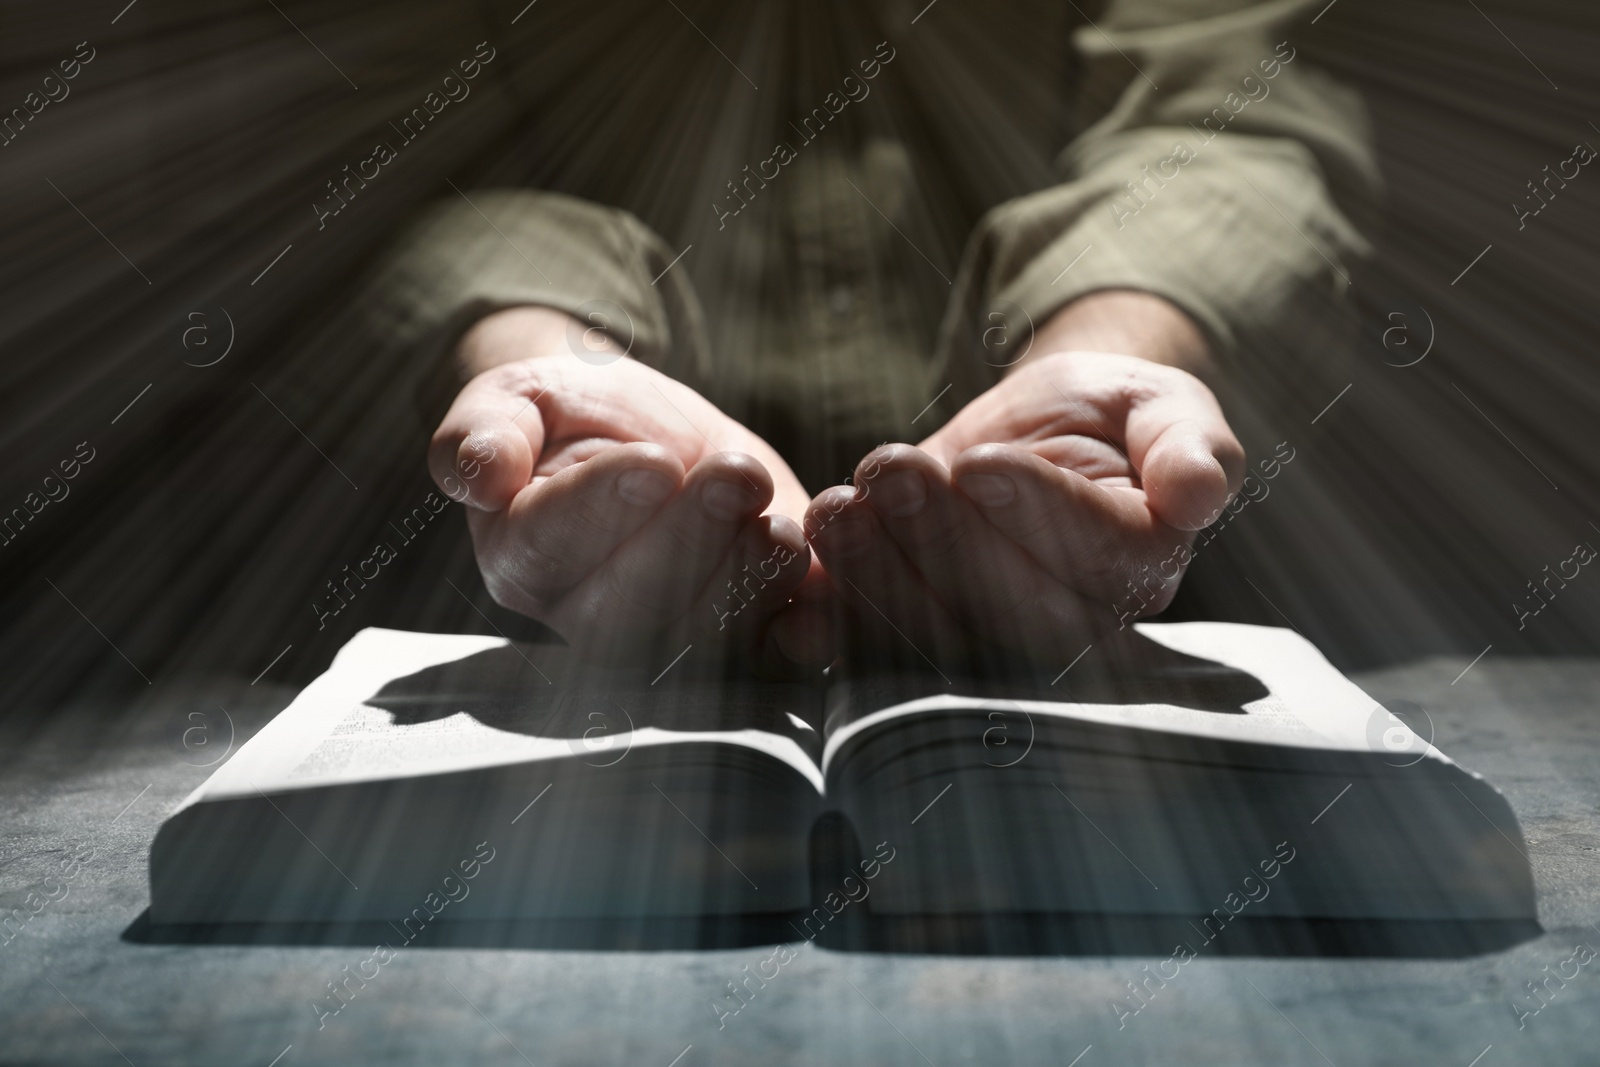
xmin=179 ymin=629 xmax=824 ymax=814
xmin=821 ymin=621 xmax=1441 ymax=774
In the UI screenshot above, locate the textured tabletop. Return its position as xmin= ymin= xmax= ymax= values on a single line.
xmin=3 ymin=653 xmax=1598 ymax=1066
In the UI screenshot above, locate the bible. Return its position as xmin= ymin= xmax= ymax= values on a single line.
xmin=148 ymin=623 xmax=1535 ymax=942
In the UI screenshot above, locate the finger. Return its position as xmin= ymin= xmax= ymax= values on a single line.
xmin=1026 ymin=434 xmax=1137 ymax=485
xmin=951 ymin=444 xmax=1189 ymax=608
xmin=471 ymin=442 xmax=685 ymax=613
xmin=858 ymin=445 xmax=1102 ymax=641
xmin=701 ymin=514 xmax=814 ymax=646
xmin=428 ymin=367 xmax=547 ymax=511
xmin=804 ymin=485 xmax=966 ymax=668
xmin=815 ymin=475 xmax=1106 ymax=670
xmin=569 ymin=511 xmax=811 ymax=667
xmin=1122 ymin=380 xmax=1245 ymax=531
xmin=561 ymin=452 xmax=776 ymax=633
xmin=855 ymin=444 xmax=988 ymax=587
xmin=762 ymin=600 xmax=836 ymax=675
xmin=760 ymin=563 xmax=838 ymax=675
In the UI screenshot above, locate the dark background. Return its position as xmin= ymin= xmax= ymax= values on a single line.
xmin=0 ymin=0 xmax=1596 ymax=723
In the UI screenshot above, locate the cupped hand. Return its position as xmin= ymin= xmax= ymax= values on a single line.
xmin=805 ymin=349 xmax=1245 ymax=672
xmin=430 ymin=308 xmax=833 ymax=674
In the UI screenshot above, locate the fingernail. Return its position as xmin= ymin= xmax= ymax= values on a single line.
xmin=805 ymin=488 xmax=856 ymax=538
xmin=769 ymin=515 xmax=807 ymax=555
xmin=701 ymin=479 xmax=758 ymax=521
xmin=870 ymin=470 xmax=927 ymax=518
xmin=814 ymin=517 xmax=872 ymax=558
xmin=958 ymin=473 xmax=1015 ymax=508
xmin=617 ymin=468 xmax=675 ymax=506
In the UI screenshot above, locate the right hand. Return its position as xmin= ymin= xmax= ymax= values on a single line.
xmin=428 ymin=307 xmax=833 ymax=675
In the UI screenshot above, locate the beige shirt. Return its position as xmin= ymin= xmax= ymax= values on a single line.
xmin=366 ymin=0 xmax=1376 ymax=490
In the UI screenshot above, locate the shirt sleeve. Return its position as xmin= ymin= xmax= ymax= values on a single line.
xmin=359 ymin=188 xmax=711 ymax=425
xmin=935 ymin=0 xmax=1380 ymax=402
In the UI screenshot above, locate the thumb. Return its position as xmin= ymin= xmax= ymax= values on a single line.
xmin=1139 ymin=418 xmax=1244 ymax=531
xmin=428 ymin=372 xmax=544 ymax=511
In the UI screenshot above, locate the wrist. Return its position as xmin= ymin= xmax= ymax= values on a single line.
xmin=454 ymin=305 xmax=622 ymax=382
xmin=1019 ymin=289 xmax=1217 ymax=384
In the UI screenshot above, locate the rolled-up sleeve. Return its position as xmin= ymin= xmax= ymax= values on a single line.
xmin=937 ymin=0 xmax=1380 ymax=400
xmin=362 ymin=188 xmax=711 ymax=416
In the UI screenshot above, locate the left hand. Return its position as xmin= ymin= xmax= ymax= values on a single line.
xmin=805 ymin=345 xmax=1245 ymax=672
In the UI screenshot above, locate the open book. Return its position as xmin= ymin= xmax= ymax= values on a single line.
xmin=150 ymin=624 xmax=1535 ymax=935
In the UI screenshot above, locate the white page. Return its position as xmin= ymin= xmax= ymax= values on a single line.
xmin=822 ymin=621 xmax=1445 ymax=773
xmin=175 ymin=628 xmax=823 ymax=817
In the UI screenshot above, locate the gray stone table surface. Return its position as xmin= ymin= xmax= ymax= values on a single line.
xmin=2 ymin=653 xmax=1598 ymax=1066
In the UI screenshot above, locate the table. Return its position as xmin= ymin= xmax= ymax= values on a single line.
xmin=3 ymin=653 xmax=1598 ymax=1065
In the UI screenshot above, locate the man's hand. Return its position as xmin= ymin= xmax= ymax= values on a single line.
xmin=430 ymin=307 xmax=832 ymax=673
xmin=805 ymin=292 xmax=1245 ymax=671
